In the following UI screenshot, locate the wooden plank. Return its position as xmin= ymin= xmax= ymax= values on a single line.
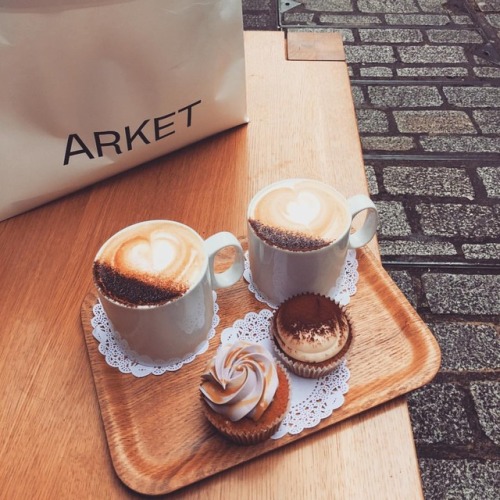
xmin=0 ymin=31 xmax=426 ymax=499
xmin=287 ymin=31 xmax=346 ymax=61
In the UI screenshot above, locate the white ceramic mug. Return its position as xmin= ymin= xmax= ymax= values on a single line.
xmin=93 ymin=220 xmax=244 ymax=366
xmin=247 ymin=178 xmax=378 ymax=305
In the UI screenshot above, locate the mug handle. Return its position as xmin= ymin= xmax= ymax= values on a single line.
xmin=204 ymin=232 xmax=245 ymax=289
xmin=346 ymin=195 xmax=379 ymax=249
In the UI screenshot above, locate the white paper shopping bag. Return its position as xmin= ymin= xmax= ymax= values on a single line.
xmin=0 ymin=0 xmax=248 ymax=221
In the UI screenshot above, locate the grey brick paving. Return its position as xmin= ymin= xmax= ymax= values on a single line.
xmin=318 ymin=14 xmax=381 ymax=24
xmin=359 ymin=28 xmax=422 ymax=43
xmin=359 ymin=66 xmax=393 ymax=77
xmin=380 ymin=240 xmax=457 ymax=256
xmin=426 ymin=29 xmax=485 ymax=43
xmin=363 ymin=164 xmax=379 ymax=194
xmin=358 ymin=0 xmax=419 ymax=12
xmin=408 ymin=384 xmax=474 ymax=444
xmin=345 ymin=45 xmax=396 ymax=63
xmin=396 ymin=66 xmax=469 ymax=78
xmin=473 ymin=110 xmax=500 ymax=135
xmin=397 ymin=45 xmax=469 ymax=64
xmin=383 ymin=165 xmax=474 ymax=198
xmin=420 ymin=136 xmax=500 ymax=153
xmin=419 ymin=459 xmax=500 ymax=500
xmin=417 ymin=203 xmax=500 ymax=238
xmin=462 ymin=243 xmax=500 ymax=259
xmin=368 ymin=85 xmax=443 ymax=107
xmin=429 ymin=322 xmax=500 ymax=371
xmin=374 ymin=201 xmax=412 ymax=236
xmin=385 ymin=14 xmax=453 ymax=25
xmin=471 ymin=382 xmax=500 ymax=447
xmin=355 ymin=109 xmax=389 ymax=133
xmin=361 ymin=135 xmax=415 ymax=151
xmin=302 ymin=0 xmax=353 ymax=11
xmin=422 ymin=273 xmax=500 ymax=315
xmin=393 ymin=111 xmax=476 ymax=135
xmin=478 ymin=166 xmax=500 ymax=197
xmin=387 ymin=269 xmax=417 ymax=307
xmin=444 ymin=86 xmax=500 ymax=108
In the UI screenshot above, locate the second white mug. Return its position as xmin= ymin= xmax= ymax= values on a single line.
xmin=247 ymin=178 xmax=378 ymax=305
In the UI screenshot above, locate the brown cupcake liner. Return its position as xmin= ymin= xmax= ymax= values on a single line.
xmin=270 ymin=293 xmax=354 ymax=379
xmin=202 ymin=363 xmax=291 ymax=445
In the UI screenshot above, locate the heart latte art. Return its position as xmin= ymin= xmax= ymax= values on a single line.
xmin=249 ymin=179 xmax=350 ymax=251
xmin=93 ymin=221 xmax=205 ymax=306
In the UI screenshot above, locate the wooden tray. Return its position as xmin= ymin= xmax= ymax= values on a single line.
xmin=80 ymin=245 xmax=441 ymax=496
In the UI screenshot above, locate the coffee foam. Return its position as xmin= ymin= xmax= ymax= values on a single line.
xmin=94 ymin=221 xmax=205 ymax=306
xmin=249 ymin=179 xmax=350 ymax=245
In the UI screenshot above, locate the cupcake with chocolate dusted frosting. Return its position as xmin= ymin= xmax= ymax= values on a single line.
xmin=271 ymin=294 xmax=353 ymax=378
xmin=200 ymin=340 xmax=290 ymax=444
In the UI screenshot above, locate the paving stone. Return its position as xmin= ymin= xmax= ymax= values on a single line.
xmin=358 ymin=0 xmax=419 ymax=12
xmin=462 ymin=243 xmax=500 ymax=260
xmin=318 ymin=14 xmax=381 ymax=24
xmin=361 ymin=135 xmax=415 ymax=151
xmin=417 ymin=203 xmax=500 ymax=238
xmin=386 ymin=270 xmax=417 ymax=307
xmin=383 ymin=165 xmax=474 ymax=198
xmin=452 ymin=14 xmax=474 ymax=25
xmin=428 ymin=322 xmax=500 ymax=371
xmin=345 ymin=45 xmax=396 ymax=63
xmin=478 ymin=166 xmax=500 ymax=197
xmin=398 ymin=45 xmax=468 ymax=64
xmin=422 ymin=273 xmax=500 ymax=315
xmin=417 ymin=0 xmax=460 ymax=11
xmin=243 ymin=0 xmax=271 ymax=8
xmin=396 ymin=66 xmax=469 ymax=78
xmin=444 ymin=86 xmax=500 ymax=108
xmin=364 ymin=164 xmax=379 ymax=194
xmin=393 ymin=110 xmax=476 ymax=134
xmin=385 ymin=14 xmax=452 ymax=25
xmin=477 ymin=1 xmax=500 ymax=12
xmin=243 ymin=13 xmax=274 ymax=29
xmin=359 ymin=66 xmax=393 ymax=77
xmin=283 ymin=12 xmax=315 ymax=23
xmin=470 ymin=382 xmax=500 ymax=447
xmin=473 ymin=110 xmax=500 ymax=135
xmin=302 ymin=0 xmax=353 ymax=11
xmin=427 ymin=29 xmax=484 ymax=43
xmin=379 ymin=240 xmax=457 ymax=256
xmin=291 ymin=27 xmax=355 ymax=42
xmin=368 ymin=85 xmax=443 ymax=107
xmin=408 ymin=384 xmax=474 ymax=445
xmin=356 ymin=109 xmax=389 ymax=133
xmin=485 ymin=13 xmax=500 ymax=28
xmin=420 ymin=136 xmax=500 ymax=154
xmin=359 ymin=28 xmax=423 ymax=43
xmin=351 ymin=86 xmax=366 ymax=106
xmin=473 ymin=66 xmax=500 ymax=78
xmin=419 ymin=459 xmax=500 ymax=500
xmin=373 ymin=201 xmax=412 ymax=236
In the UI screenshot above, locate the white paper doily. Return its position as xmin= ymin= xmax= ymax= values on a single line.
xmin=244 ymin=249 xmax=358 ymax=309
xmin=91 ymin=292 xmax=219 ymax=377
xmin=220 ymin=309 xmax=350 ymax=439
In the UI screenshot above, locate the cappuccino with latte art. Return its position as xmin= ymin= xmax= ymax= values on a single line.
xmin=93 ymin=220 xmax=205 ymax=307
xmin=248 ymin=179 xmax=350 ymax=252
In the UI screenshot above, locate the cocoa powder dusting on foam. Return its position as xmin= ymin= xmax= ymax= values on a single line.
xmin=249 ymin=219 xmax=331 ymax=252
xmin=93 ymin=262 xmax=187 ymax=306
xmin=279 ymin=295 xmax=344 ymax=342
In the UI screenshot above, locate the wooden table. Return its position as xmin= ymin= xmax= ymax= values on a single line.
xmin=0 ymin=32 xmax=425 ymax=498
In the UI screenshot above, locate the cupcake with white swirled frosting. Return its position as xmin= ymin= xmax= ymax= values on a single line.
xmin=200 ymin=340 xmax=290 ymax=444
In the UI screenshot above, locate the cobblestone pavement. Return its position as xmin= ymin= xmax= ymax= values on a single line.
xmin=243 ymin=1 xmax=499 ymax=498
